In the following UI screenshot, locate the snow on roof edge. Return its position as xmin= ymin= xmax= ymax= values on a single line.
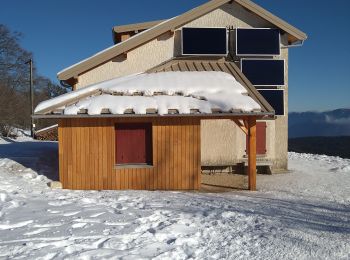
xmin=34 ymin=73 xmax=141 ymax=113
xmin=36 ymin=71 xmax=261 ymax=116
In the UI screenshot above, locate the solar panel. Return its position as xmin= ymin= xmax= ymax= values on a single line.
xmin=182 ymin=27 xmax=228 ymax=56
xmin=241 ymin=59 xmax=285 ymax=86
xmin=236 ymin=28 xmax=280 ymax=56
xmin=258 ymin=89 xmax=284 ymax=115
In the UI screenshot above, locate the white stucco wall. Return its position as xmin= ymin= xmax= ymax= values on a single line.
xmin=77 ymin=36 xmax=174 ymax=88
xmin=74 ymin=2 xmax=289 ymax=170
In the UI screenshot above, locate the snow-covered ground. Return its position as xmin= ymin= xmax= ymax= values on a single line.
xmin=0 ymin=137 xmax=349 ymax=259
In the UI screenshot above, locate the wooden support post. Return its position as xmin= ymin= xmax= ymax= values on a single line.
xmin=247 ymin=117 xmax=257 ymax=191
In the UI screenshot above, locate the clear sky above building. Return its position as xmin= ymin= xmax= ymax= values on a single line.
xmin=1 ymin=0 xmax=349 ymax=112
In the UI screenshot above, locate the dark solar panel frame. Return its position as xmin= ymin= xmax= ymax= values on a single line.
xmin=181 ymin=27 xmax=228 ymax=56
xmin=236 ymin=28 xmax=281 ymax=56
xmin=241 ymin=59 xmax=285 ymax=86
xmin=258 ymin=89 xmax=285 ymax=116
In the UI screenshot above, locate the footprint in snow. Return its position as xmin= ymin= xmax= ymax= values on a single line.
xmin=102 ymin=238 xmax=129 ymax=250
xmin=114 ymin=203 xmax=124 ymax=210
xmin=8 ymin=200 xmax=26 ymax=209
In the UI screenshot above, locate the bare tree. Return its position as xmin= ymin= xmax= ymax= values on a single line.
xmin=0 ymin=24 xmax=68 ymax=137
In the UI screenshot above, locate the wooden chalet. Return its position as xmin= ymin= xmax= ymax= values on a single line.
xmin=34 ymin=59 xmax=274 ymax=191
xmin=34 ymin=0 xmax=306 ymax=191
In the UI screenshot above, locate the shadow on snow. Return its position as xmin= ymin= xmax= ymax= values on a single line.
xmin=0 ymin=140 xmax=59 ymax=181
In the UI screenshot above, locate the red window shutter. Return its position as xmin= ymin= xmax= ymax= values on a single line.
xmin=256 ymin=122 xmax=267 ymax=154
xmin=246 ymin=122 xmax=267 ymax=155
xmin=116 ymin=123 xmax=152 ymax=164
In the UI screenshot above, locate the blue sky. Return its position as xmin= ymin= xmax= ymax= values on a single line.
xmin=1 ymin=0 xmax=349 ymax=112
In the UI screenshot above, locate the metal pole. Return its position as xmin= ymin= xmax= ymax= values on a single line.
xmin=26 ymin=59 xmax=34 ymax=138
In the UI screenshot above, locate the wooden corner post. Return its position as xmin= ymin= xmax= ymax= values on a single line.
xmin=247 ymin=117 xmax=257 ymax=191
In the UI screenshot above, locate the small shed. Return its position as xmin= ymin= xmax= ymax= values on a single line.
xmin=34 ymin=59 xmax=274 ymax=190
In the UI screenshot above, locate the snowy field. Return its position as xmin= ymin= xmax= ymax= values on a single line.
xmin=0 ymin=137 xmax=349 ymax=259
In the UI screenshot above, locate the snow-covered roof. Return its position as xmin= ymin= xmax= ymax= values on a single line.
xmin=34 ymin=71 xmax=266 ymax=117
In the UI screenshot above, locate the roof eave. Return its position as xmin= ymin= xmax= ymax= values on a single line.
xmin=112 ymin=19 xmax=166 ymax=34
xmin=57 ymin=0 xmax=307 ymax=81
xmin=112 ymin=20 xmax=167 ymax=44
xmin=235 ymin=0 xmax=307 ymax=42
xmin=32 ymin=112 xmax=274 ymax=120
xmin=57 ymin=0 xmax=231 ymax=81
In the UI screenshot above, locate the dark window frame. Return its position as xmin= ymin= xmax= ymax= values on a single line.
xmin=181 ymin=27 xmax=228 ymax=56
xmin=236 ymin=28 xmax=281 ymax=56
xmin=241 ymin=59 xmax=285 ymax=87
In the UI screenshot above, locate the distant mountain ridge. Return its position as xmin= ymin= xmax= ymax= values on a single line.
xmin=289 ymin=108 xmax=350 ymax=138
xmin=288 ymin=136 xmax=350 ymax=159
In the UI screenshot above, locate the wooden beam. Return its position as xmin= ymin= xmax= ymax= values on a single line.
xmin=146 ymin=108 xmax=157 ymax=114
xmin=121 ymin=33 xmax=131 ymax=42
xmin=65 ymin=77 xmax=79 ymax=91
xmin=243 ymin=119 xmax=249 ymax=130
xmin=168 ymin=109 xmax=179 ymax=114
xmin=247 ymin=117 xmax=257 ymax=191
xmin=78 ymin=108 xmax=88 ymax=114
xmin=52 ymin=108 xmax=64 ymax=115
xmin=232 ymin=119 xmax=248 ymax=135
xmin=157 ymin=30 xmax=174 ymax=41
xmin=111 ymin=53 xmax=127 ymax=62
xmin=211 ymin=108 xmax=223 ymax=114
xmin=101 ymin=108 xmax=111 ymax=114
xmin=190 ymin=109 xmax=200 ymax=114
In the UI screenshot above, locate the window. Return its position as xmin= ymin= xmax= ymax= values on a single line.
xmin=115 ymin=123 xmax=152 ymax=165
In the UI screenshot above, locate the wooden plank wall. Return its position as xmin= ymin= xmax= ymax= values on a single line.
xmin=58 ymin=117 xmax=201 ymax=190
